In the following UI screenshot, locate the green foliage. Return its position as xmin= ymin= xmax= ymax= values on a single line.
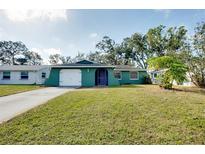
xmin=147 ymin=25 xmax=166 ymax=56
xmin=127 ymin=33 xmax=153 ymax=68
xmin=143 ymin=74 xmax=152 ymax=84
xmin=148 ymin=56 xmax=188 ymax=89
xmin=93 ymin=25 xmax=188 ymax=68
xmin=158 ymin=72 xmax=173 ymax=89
xmin=179 ymin=22 xmax=205 ymax=87
xmin=96 ymin=36 xmax=121 ymax=65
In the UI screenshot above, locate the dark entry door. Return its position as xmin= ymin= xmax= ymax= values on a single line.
xmin=95 ymin=69 xmax=108 ymax=86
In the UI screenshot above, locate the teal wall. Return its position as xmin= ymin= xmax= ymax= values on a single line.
xmin=45 ymin=68 xmax=147 ymax=87
xmin=45 ymin=68 xmax=60 ymax=86
xmin=81 ymin=68 xmax=120 ymax=87
xmin=108 ymin=68 xmax=120 ymax=86
xmin=81 ymin=68 xmax=96 ymax=87
xmin=119 ymin=71 xmax=147 ymax=84
xmin=45 ymin=67 xmax=120 ymax=87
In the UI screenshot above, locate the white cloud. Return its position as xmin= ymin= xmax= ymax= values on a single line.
xmin=3 ymin=10 xmax=67 ymax=22
xmin=89 ymin=33 xmax=98 ymax=38
xmin=0 ymin=27 xmax=3 ymax=39
xmin=154 ymin=9 xmax=171 ymax=19
xmin=31 ymin=48 xmax=62 ymax=64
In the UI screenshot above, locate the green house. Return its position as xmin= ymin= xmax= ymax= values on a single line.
xmin=45 ymin=60 xmax=147 ymax=87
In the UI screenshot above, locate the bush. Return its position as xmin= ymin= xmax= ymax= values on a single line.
xmin=158 ymin=72 xmax=173 ymax=89
xmin=144 ymin=75 xmax=152 ymax=84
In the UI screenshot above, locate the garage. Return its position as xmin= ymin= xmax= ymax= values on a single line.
xmin=59 ymin=69 xmax=82 ymax=86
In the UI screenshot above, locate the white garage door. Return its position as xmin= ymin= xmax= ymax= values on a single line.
xmin=59 ymin=69 xmax=82 ymax=86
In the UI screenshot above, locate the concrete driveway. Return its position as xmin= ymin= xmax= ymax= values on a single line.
xmin=0 ymin=87 xmax=74 ymax=123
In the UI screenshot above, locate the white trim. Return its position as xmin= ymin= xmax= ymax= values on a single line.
xmin=114 ymin=70 xmax=122 ymax=80
xmin=2 ymin=71 xmax=11 ymax=80
xmin=129 ymin=71 xmax=139 ymax=80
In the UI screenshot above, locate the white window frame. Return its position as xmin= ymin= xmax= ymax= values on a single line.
xmin=114 ymin=71 xmax=122 ymax=80
xmin=2 ymin=71 xmax=10 ymax=80
xmin=42 ymin=72 xmax=46 ymax=78
xmin=153 ymin=73 xmax=158 ymax=79
xmin=130 ymin=71 xmax=139 ymax=80
xmin=20 ymin=71 xmax=29 ymax=80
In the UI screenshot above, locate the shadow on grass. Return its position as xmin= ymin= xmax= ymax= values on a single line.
xmin=108 ymin=84 xmax=148 ymax=89
xmin=172 ymin=87 xmax=205 ymax=95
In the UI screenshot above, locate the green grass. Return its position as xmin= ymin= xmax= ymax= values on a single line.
xmin=0 ymin=85 xmax=205 ymax=144
xmin=0 ymin=85 xmax=42 ymax=97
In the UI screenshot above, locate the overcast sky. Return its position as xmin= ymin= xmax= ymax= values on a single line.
xmin=0 ymin=9 xmax=204 ymax=64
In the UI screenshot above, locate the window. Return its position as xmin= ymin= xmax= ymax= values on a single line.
xmin=114 ymin=71 xmax=121 ymax=79
xmin=130 ymin=71 xmax=138 ymax=80
xmin=42 ymin=72 xmax=46 ymax=78
xmin=154 ymin=73 xmax=158 ymax=78
xmin=3 ymin=71 xmax=10 ymax=80
xmin=21 ymin=71 xmax=29 ymax=80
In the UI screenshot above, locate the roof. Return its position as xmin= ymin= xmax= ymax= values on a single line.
xmin=52 ymin=60 xmax=115 ymax=68
xmin=0 ymin=60 xmax=147 ymax=71
xmin=147 ymin=69 xmax=168 ymax=73
xmin=114 ymin=65 xmax=147 ymax=71
xmin=0 ymin=65 xmax=50 ymax=71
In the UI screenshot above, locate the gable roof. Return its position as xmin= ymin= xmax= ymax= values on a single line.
xmin=75 ymin=60 xmax=97 ymax=64
xmin=0 ymin=65 xmax=49 ymax=71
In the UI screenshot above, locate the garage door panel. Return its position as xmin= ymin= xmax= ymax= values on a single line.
xmin=59 ymin=69 xmax=81 ymax=86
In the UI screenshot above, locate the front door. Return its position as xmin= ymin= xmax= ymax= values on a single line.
xmin=95 ymin=69 xmax=108 ymax=86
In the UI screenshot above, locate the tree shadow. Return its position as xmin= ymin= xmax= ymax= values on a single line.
xmin=172 ymin=86 xmax=205 ymax=95
xmin=108 ymin=84 xmax=146 ymax=89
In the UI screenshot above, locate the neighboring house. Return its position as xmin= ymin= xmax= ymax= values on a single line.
xmin=148 ymin=70 xmax=163 ymax=84
xmin=148 ymin=69 xmax=194 ymax=86
xmin=0 ymin=65 xmax=50 ymax=85
xmin=0 ymin=60 xmax=148 ymax=87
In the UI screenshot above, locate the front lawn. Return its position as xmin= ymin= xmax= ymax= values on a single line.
xmin=0 ymin=85 xmax=42 ymax=97
xmin=0 ymin=85 xmax=205 ymax=144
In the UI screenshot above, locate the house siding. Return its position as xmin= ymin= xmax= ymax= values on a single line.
xmin=0 ymin=67 xmax=50 ymax=85
xmin=119 ymin=71 xmax=147 ymax=84
xmin=108 ymin=68 xmax=120 ymax=86
xmin=81 ymin=68 xmax=96 ymax=87
xmin=45 ymin=68 xmax=120 ymax=87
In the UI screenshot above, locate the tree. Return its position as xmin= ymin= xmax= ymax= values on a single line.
xmin=147 ymin=25 xmax=166 ymax=56
xmin=148 ymin=56 xmax=188 ymax=89
xmin=16 ymin=58 xmax=28 ymax=65
xmin=127 ymin=33 xmax=153 ymax=68
xmin=181 ymin=22 xmax=205 ymax=87
xmin=117 ymin=38 xmax=134 ymax=65
xmin=165 ymin=26 xmax=188 ymax=56
xmin=23 ymin=51 xmax=42 ymax=65
xmin=0 ymin=41 xmax=28 ymax=65
xmin=59 ymin=56 xmax=72 ymax=64
xmin=147 ymin=25 xmax=188 ymax=57
xmin=87 ymin=51 xmax=108 ymax=64
xmin=96 ymin=36 xmax=122 ymax=65
xmin=72 ymin=52 xmax=86 ymax=63
xmin=49 ymin=54 xmax=61 ymax=65
xmin=49 ymin=54 xmax=72 ymax=65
